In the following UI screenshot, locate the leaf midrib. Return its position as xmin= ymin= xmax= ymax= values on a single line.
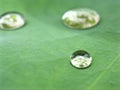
xmin=87 ymin=54 xmax=120 ymax=90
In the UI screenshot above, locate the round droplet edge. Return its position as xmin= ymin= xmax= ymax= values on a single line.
xmin=62 ymin=8 xmax=100 ymax=30
xmin=70 ymin=50 xmax=93 ymax=69
xmin=0 ymin=11 xmax=26 ymax=31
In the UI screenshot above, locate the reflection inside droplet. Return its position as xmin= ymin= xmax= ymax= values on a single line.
xmin=62 ymin=8 xmax=100 ymax=29
xmin=70 ymin=50 xmax=92 ymax=69
xmin=0 ymin=12 xmax=26 ymax=30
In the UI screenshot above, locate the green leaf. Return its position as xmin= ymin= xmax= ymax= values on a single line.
xmin=0 ymin=0 xmax=119 ymax=90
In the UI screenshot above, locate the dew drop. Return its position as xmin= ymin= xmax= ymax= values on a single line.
xmin=62 ymin=8 xmax=100 ymax=29
xmin=70 ymin=50 xmax=92 ymax=69
xmin=0 ymin=12 xmax=26 ymax=30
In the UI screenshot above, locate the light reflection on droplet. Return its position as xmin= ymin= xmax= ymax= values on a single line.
xmin=62 ymin=8 xmax=100 ymax=29
xmin=70 ymin=50 xmax=92 ymax=69
xmin=0 ymin=12 xmax=26 ymax=30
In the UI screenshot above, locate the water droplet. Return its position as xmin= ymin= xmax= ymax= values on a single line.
xmin=62 ymin=8 xmax=100 ymax=29
xmin=70 ymin=50 xmax=92 ymax=69
xmin=0 ymin=12 xmax=26 ymax=30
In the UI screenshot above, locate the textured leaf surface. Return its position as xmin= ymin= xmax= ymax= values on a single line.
xmin=0 ymin=0 xmax=120 ymax=90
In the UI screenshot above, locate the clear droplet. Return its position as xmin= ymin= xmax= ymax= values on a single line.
xmin=0 ymin=12 xmax=26 ymax=30
xmin=62 ymin=8 xmax=100 ymax=29
xmin=70 ymin=50 xmax=92 ymax=69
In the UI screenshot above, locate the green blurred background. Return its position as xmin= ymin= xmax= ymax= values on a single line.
xmin=0 ymin=0 xmax=119 ymax=90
